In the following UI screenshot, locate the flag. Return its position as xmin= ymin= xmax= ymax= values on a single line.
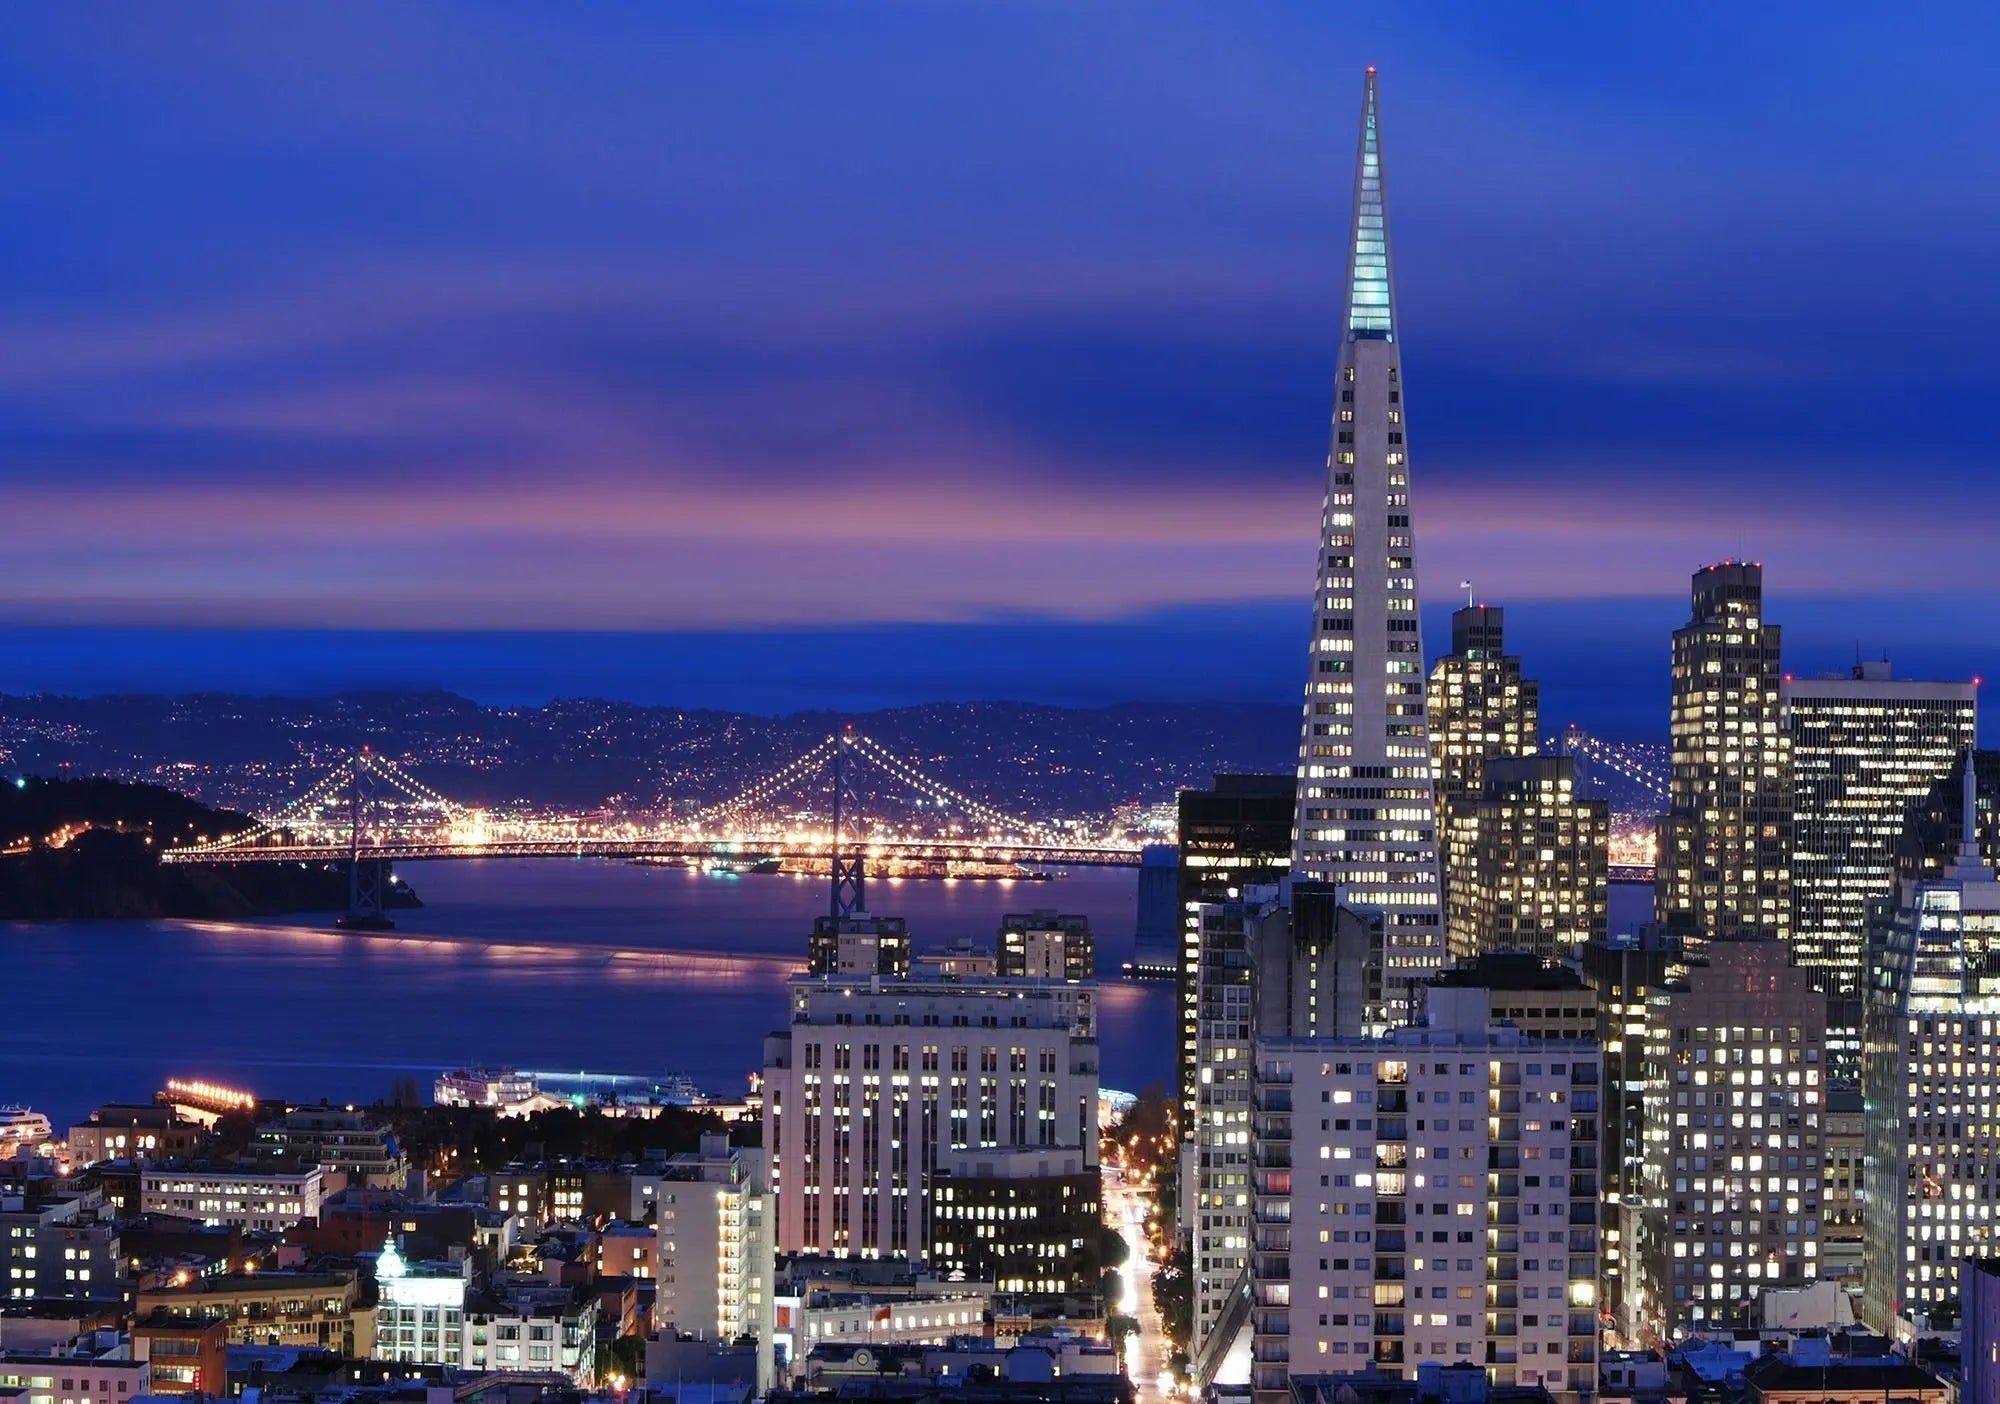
xmin=874 ymin=1306 xmax=893 ymax=1322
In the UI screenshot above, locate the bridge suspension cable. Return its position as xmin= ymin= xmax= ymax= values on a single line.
xmin=846 ymin=733 xmax=1050 ymax=837
xmin=174 ymin=749 xmax=466 ymax=857
xmin=685 ymin=735 xmax=842 ymax=830
xmin=1560 ymin=727 xmax=1671 ymax=802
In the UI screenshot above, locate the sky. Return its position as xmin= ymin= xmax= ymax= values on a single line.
xmin=3 ymin=5 xmax=1999 ymax=737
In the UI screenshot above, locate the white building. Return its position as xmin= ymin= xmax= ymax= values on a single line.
xmin=371 ymin=1238 xmax=470 ymax=1368
xmin=1251 ymin=987 xmax=1602 ymax=1404
xmin=1861 ymin=758 xmax=2000 ymax=1335
xmin=0 ymin=1344 xmax=149 ymax=1404
xmin=763 ymin=975 xmax=1098 ymax=1262
xmin=657 ymin=1132 xmax=772 ymax=1378
xmin=139 ymin=1165 xmax=325 ymax=1230
xmin=462 ymin=1282 xmax=597 ymax=1387
xmin=1286 ymin=68 xmax=1446 ymax=1030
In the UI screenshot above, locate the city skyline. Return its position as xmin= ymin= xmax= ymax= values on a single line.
xmin=4 ymin=8 xmax=2000 ymax=735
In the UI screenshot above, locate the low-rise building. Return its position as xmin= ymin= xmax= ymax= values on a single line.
xmin=462 ymin=1281 xmax=596 ymax=1388
xmin=595 ymin=1222 xmax=657 ymax=1282
xmin=139 ymin=1166 xmax=326 ymax=1231
xmin=0 ymin=1341 xmax=150 ymax=1404
xmin=131 ymin=1309 xmax=228 ymax=1395
xmin=135 ymin=1271 xmax=362 ymax=1354
xmin=370 ymin=1239 xmax=469 ymax=1369
xmin=64 ymin=1110 xmax=205 ymax=1169
xmin=253 ymin=1107 xmax=406 ymax=1190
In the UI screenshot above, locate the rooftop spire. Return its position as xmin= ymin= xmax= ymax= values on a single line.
xmin=1946 ymin=747 xmax=1992 ymax=883
xmin=1345 ymin=67 xmax=1394 ymax=341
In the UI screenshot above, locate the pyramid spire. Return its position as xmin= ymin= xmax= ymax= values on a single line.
xmin=1345 ymin=67 xmax=1394 ymax=341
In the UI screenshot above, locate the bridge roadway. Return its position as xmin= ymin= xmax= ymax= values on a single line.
xmin=159 ymin=835 xmax=1144 ymax=868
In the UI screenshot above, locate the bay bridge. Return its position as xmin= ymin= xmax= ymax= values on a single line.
xmin=160 ymin=729 xmax=1146 ymax=924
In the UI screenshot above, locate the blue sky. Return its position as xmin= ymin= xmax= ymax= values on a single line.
xmin=3 ymin=5 xmax=1998 ymax=736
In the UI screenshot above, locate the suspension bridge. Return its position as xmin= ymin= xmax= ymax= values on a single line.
xmin=1557 ymin=726 xmax=1669 ymax=881
xmin=159 ymin=730 xmax=1144 ymax=924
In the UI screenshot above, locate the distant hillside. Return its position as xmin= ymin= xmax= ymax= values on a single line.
xmin=0 ymin=693 xmax=1301 ymax=818
xmin=0 ymin=776 xmax=414 ymax=920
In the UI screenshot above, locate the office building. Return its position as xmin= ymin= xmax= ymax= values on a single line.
xmin=1786 ymin=662 xmax=1974 ymax=997
xmin=1188 ymin=887 xmax=1378 ymax=1359
xmin=1177 ymin=775 xmax=1295 ymax=1138
xmin=1249 ymin=988 xmax=1602 ymax=1404
xmin=762 ymin=975 xmax=1099 ymax=1261
xmin=131 ymin=1309 xmax=228 ymax=1395
xmin=1634 ymin=940 xmax=1825 ymax=1343
xmin=1894 ymin=748 xmax=2000 ymax=877
xmin=1860 ymin=761 xmax=2000 ymax=1335
xmin=927 ymin=1147 xmax=1100 ymax=1296
xmin=998 ymin=911 xmax=1093 ymax=981
xmin=1289 ymin=69 xmax=1446 ymax=1029
xmin=1655 ymin=562 xmax=1790 ymax=946
xmin=808 ymin=915 xmax=911 ymax=978
xmin=657 ymin=1131 xmax=772 ymax=1355
xmin=138 ymin=1164 xmax=325 ymax=1231
xmin=1427 ymin=603 xmax=1540 ymax=892
xmin=1578 ymin=931 xmax=1683 ymax=1329
xmin=1442 ymin=755 xmax=1608 ymax=963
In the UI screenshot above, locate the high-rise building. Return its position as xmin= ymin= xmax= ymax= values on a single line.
xmin=1860 ymin=760 xmax=2000 ymax=1335
xmin=997 ymin=910 xmax=1093 ymax=981
xmin=1821 ymin=1090 xmax=1865 ymax=1283
xmin=1186 ymin=885 xmax=1378 ymax=1362
xmin=1427 ymin=602 xmax=1540 ymax=826
xmin=1578 ymin=929 xmax=1684 ymax=1333
xmin=1785 ymin=661 xmax=1975 ymax=997
xmin=1249 ymin=988 xmax=1602 ymax=1404
xmin=1967 ymin=1258 xmax=2000 ymax=1404
xmin=1634 ymin=940 xmax=1825 ymax=1343
xmin=657 ymin=1131 xmax=774 ymax=1387
xmin=1443 ymin=755 xmax=1609 ymax=963
xmin=1655 ymin=562 xmax=1791 ymax=947
xmin=761 ymin=975 xmax=1098 ymax=1262
xmin=1177 ymin=774 xmax=1295 ymax=1137
xmin=1289 ymin=67 xmax=1445 ymax=1029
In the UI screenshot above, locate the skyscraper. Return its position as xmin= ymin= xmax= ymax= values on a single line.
xmin=1654 ymin=562 xmax=1791 ymax=946
xmin=1290 ymin=67 xmax=1444 ymax=1027
xmin=1860 ymin=759 xmax=2000 ymax=1335
xmin=1785 ymin=661 xmax=1976 ymax=995
xmin=1427 ymin=603 xmax=1540 ymax=819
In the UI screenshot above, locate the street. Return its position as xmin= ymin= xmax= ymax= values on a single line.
xmin=1104 ymin=1167 xmax=1173 ymax=1404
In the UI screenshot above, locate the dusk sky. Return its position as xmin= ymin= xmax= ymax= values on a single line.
xmin=4 ymin=6 xmax=1999 ymax=737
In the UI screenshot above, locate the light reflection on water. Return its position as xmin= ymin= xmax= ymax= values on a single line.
xmin=4 ymin=859 xmax=1171 ymax=1124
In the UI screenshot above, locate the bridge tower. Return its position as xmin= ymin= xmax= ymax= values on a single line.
xmin=339 ymin=748 xmax=396 ymax=931
xmin=829 ymin=726 xmax=866 ymax=918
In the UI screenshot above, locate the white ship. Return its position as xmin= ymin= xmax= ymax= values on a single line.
xmin=0 ymin=1106 xmax=53 ymax=1150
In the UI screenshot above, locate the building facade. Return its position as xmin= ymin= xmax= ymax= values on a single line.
xmin=1290 ymin=70 xmax=1446 ymax=1031
xmin=1188 ymin=887 xmax=1378 ymax=1359
xmin=1442 ymin=755 xmax=1608 ymax=964
xmin=926 ymin=1147 xmax=1100 ymax=1296
xmin=997 ymin=912 xmax=1093 ymax=981
xmin=1578 ymin=931 xmax=1683 ymax=1328
xmin=1859 ymin=764 xmax=2000 ymax=1335
xmin=1 ymin=1188 xmax=120 ymax=1303
xmin=138 ymin=1166 xmax=325 ymax=1231
xmin=657 ymin=1131 xmax=772 ymax=1352
xmin=1635 ymin=940 xmax=1826 ymax=1343
xmin=808 ymin=916 xmax=912 ymax=979
xmin=1655 ymin=562 xmax=1790 ymax=947
xmin=371 ymin=1239 xmax=469 ymax=1369
xmin=1176 ymin=775 xmax=1294 ymax=1138
xmin=1785 ymin=663 xmax=1976 ymax=996
xmin=254 ymin=1105 xmax=407 ymax=1189
xmin=1250 ymin=992 xmax=1602 ymax=1404
xmin=763 ymin=976 xmax=1098 ymax=1262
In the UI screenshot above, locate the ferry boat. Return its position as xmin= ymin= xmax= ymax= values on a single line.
xmin=0 ymin=1106 xmax=53 ymax=1150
